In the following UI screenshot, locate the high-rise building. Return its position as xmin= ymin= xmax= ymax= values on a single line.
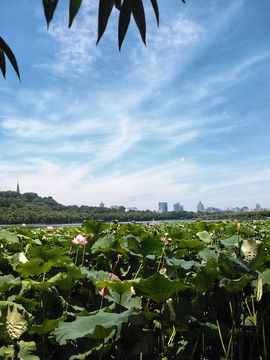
xmin=197 ymin=201 xmax=204 ymax=212
xmin=17 ymin=181 xmax=20 ymax=194
xmin=158 ymin=202 xmax=168 ymax=213
xmin=100 ymin=201 xmax=104 ymax=207
xmin=255 ymin=203 xmax=261 ymax=210
xmin=173 ymin=202 xmax=184 ymax=212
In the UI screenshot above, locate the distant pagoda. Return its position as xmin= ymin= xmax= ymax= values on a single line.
xmin=17 ymin=181 xmax=20 ymax=194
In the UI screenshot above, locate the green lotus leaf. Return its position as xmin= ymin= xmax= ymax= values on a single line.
xmin=91 ymin=234 xmax=115 ymax=253
xmin=55 ymin=275 xmax=76 ymax=292
xmin=176 ymin=239 xmax=205 ymax=250
xmin=218 ymin=253 xmax=237 ymax=276
xmin=196 ymin=231 xmax=211 ymax=243
xmin=82 ymin=220 xmax=109 ymax=235
xmin=133 ymin=272 xmax=186 ymax=303
xmin=97 ymin=279 xmax=132 ymax=294
xmin=118 ymin=223 xmax=143 ymax=236
xmin=17 ymin=340 xmax=40 ymax=360
xmin=16 ymin=259 xmax=53 ymax=278
xmin=190 ymin=258 xmax=219 ymax=292
xmin=14 ymin=296 xmax=38 ymax=312
xmin=221 ymin=274 xmax=254 ymax=294
xmin=53 ymin=307 xmax=134 ymax=345
xmin=0 ymin=229 xmax=19 ymax=244
xmin=123 ymin=235 xmax=162 ymax=258
xmin=0 ymin=345 xmax=14 ymax=359
xmin=220 ymin=235 xmax=243 ymax=247
xmin=28 ymin=246 xmax=69 ymax=265
xmin=198 ymin=247 xmax=219 ymax=261
xmin=105 ymin=290 xmax=141 ymax=309
xmin=80 ymin=269 xmax=119 ymax=285
xmin=30 ymin=317 xmax=65 ymax=336
xmin=165 ymin=257 xmax=200 ymax=270
xmin=0 ymin=275 xmax=21 ymax=293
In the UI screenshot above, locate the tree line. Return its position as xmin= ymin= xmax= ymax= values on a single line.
xmin=0 ymin=191 xmax=196 ymax=225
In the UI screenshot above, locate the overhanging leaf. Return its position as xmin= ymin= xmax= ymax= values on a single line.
xmin=97 ymin=0 xmax=115 ymax=44
xmin=0 ymin=37 xmax=20 ymax=80
xmin=69 ymin=0 xmax=83 ymax=28
xmin=43 ymin=0 xmax=59 ymax=29
xmin=150 ymin=0 xmax=159 ymax=26
xmin=118 ymin=0 xmax=131 ymax=50
xmin=129 ymin=0 xmax=146 ymax=45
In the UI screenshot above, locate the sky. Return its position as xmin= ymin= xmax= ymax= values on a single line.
xmin=1 ymin=0 xmax=270 ymax=212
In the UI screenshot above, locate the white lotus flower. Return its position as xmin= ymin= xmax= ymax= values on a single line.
xmin=19 ymin=252 xmax=28 ymax=263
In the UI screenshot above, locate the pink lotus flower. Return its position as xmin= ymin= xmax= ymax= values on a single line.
xmin=46 ymin=226 xmax=54 ymax=231
xmin=99 ymin=286 xmax=108 ymax=296
xmin=72 ymin=234 xmax=88 ymax=246
xmin=22 ymin=223 xmax=26 ymax=227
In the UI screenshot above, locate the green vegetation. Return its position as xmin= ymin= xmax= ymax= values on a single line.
xmin=1 ymin=219 xmax=270 ymax=359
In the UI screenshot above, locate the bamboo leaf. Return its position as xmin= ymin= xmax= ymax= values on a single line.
xmin=69 ymin=0 xmax=83 ymax=28
xmin=0 ymin=37 xmax=20 ymax=80
xmin=118 ymin=0 xmax=131 ymax=50
xmin=150 ymin=0 xmax=159 ymax=26
xmin=43 ymin=0 xmax=59 ymax=29
xmin=97 ymin=0 xmax=115 ymax=44
xmin=129 ymin=0 xmax=146 ymax=45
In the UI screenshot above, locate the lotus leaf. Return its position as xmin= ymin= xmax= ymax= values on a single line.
xmin=91 ymin=234 xmax=115 ymax=253
xmin=17 ymin=340 xmax=40 ymax=360
xmin=53 ymin=307 xmax=134 ymax=345
xmin=0 ymin=229 xmax=19 ymax=244
xmin=190 ymin=258 xmax=219 ymax=292
xmin=17 ymin=259 xmax=53 ymax=278
xmin=133 ymin=272 xmax=186 ymax=303
xmin=196 ymin=231 xmax=211 ymax=243
xmin=221 ymin=274 xmax=254 ymax=293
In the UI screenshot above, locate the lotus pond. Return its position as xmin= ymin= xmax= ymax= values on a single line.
xmin=1 ymin=219 xmax=270 ymax=359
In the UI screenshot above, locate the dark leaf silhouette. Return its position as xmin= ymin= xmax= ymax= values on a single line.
xmin=118 ymin=0 xmax=131 ymax=50
xmin=43 ymin=0 xmax=59 ymax=29
xmin=97 ymin=0 xmax=115 ymax=44
xmin=0 ymin=37 xmax=20 ymax=80
xmin=69 ymin=0 xmax=83 ymax=28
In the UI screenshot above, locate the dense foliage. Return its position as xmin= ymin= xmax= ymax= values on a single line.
xmin=1 ymin=219 xmax=270 ymax=359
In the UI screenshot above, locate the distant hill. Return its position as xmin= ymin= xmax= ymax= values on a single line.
xmin=0 ymin=191 xmax=196 ymax=224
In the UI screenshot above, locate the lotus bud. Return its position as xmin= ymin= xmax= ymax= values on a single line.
xmin=99 ymin=286 xmax=108 ymax=297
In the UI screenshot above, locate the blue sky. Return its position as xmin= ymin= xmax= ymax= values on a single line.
xmin=1 ymin=0 xmax=270 ymax=212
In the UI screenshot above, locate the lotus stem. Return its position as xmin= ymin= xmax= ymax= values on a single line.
xmin=81 ymin=244 xmax=86 ymax=267
xmin=74 ymin=246 xmax=79 ymax=267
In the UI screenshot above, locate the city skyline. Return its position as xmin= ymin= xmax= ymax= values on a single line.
xmin=1 ymin=2 xmax=270 ymax=211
